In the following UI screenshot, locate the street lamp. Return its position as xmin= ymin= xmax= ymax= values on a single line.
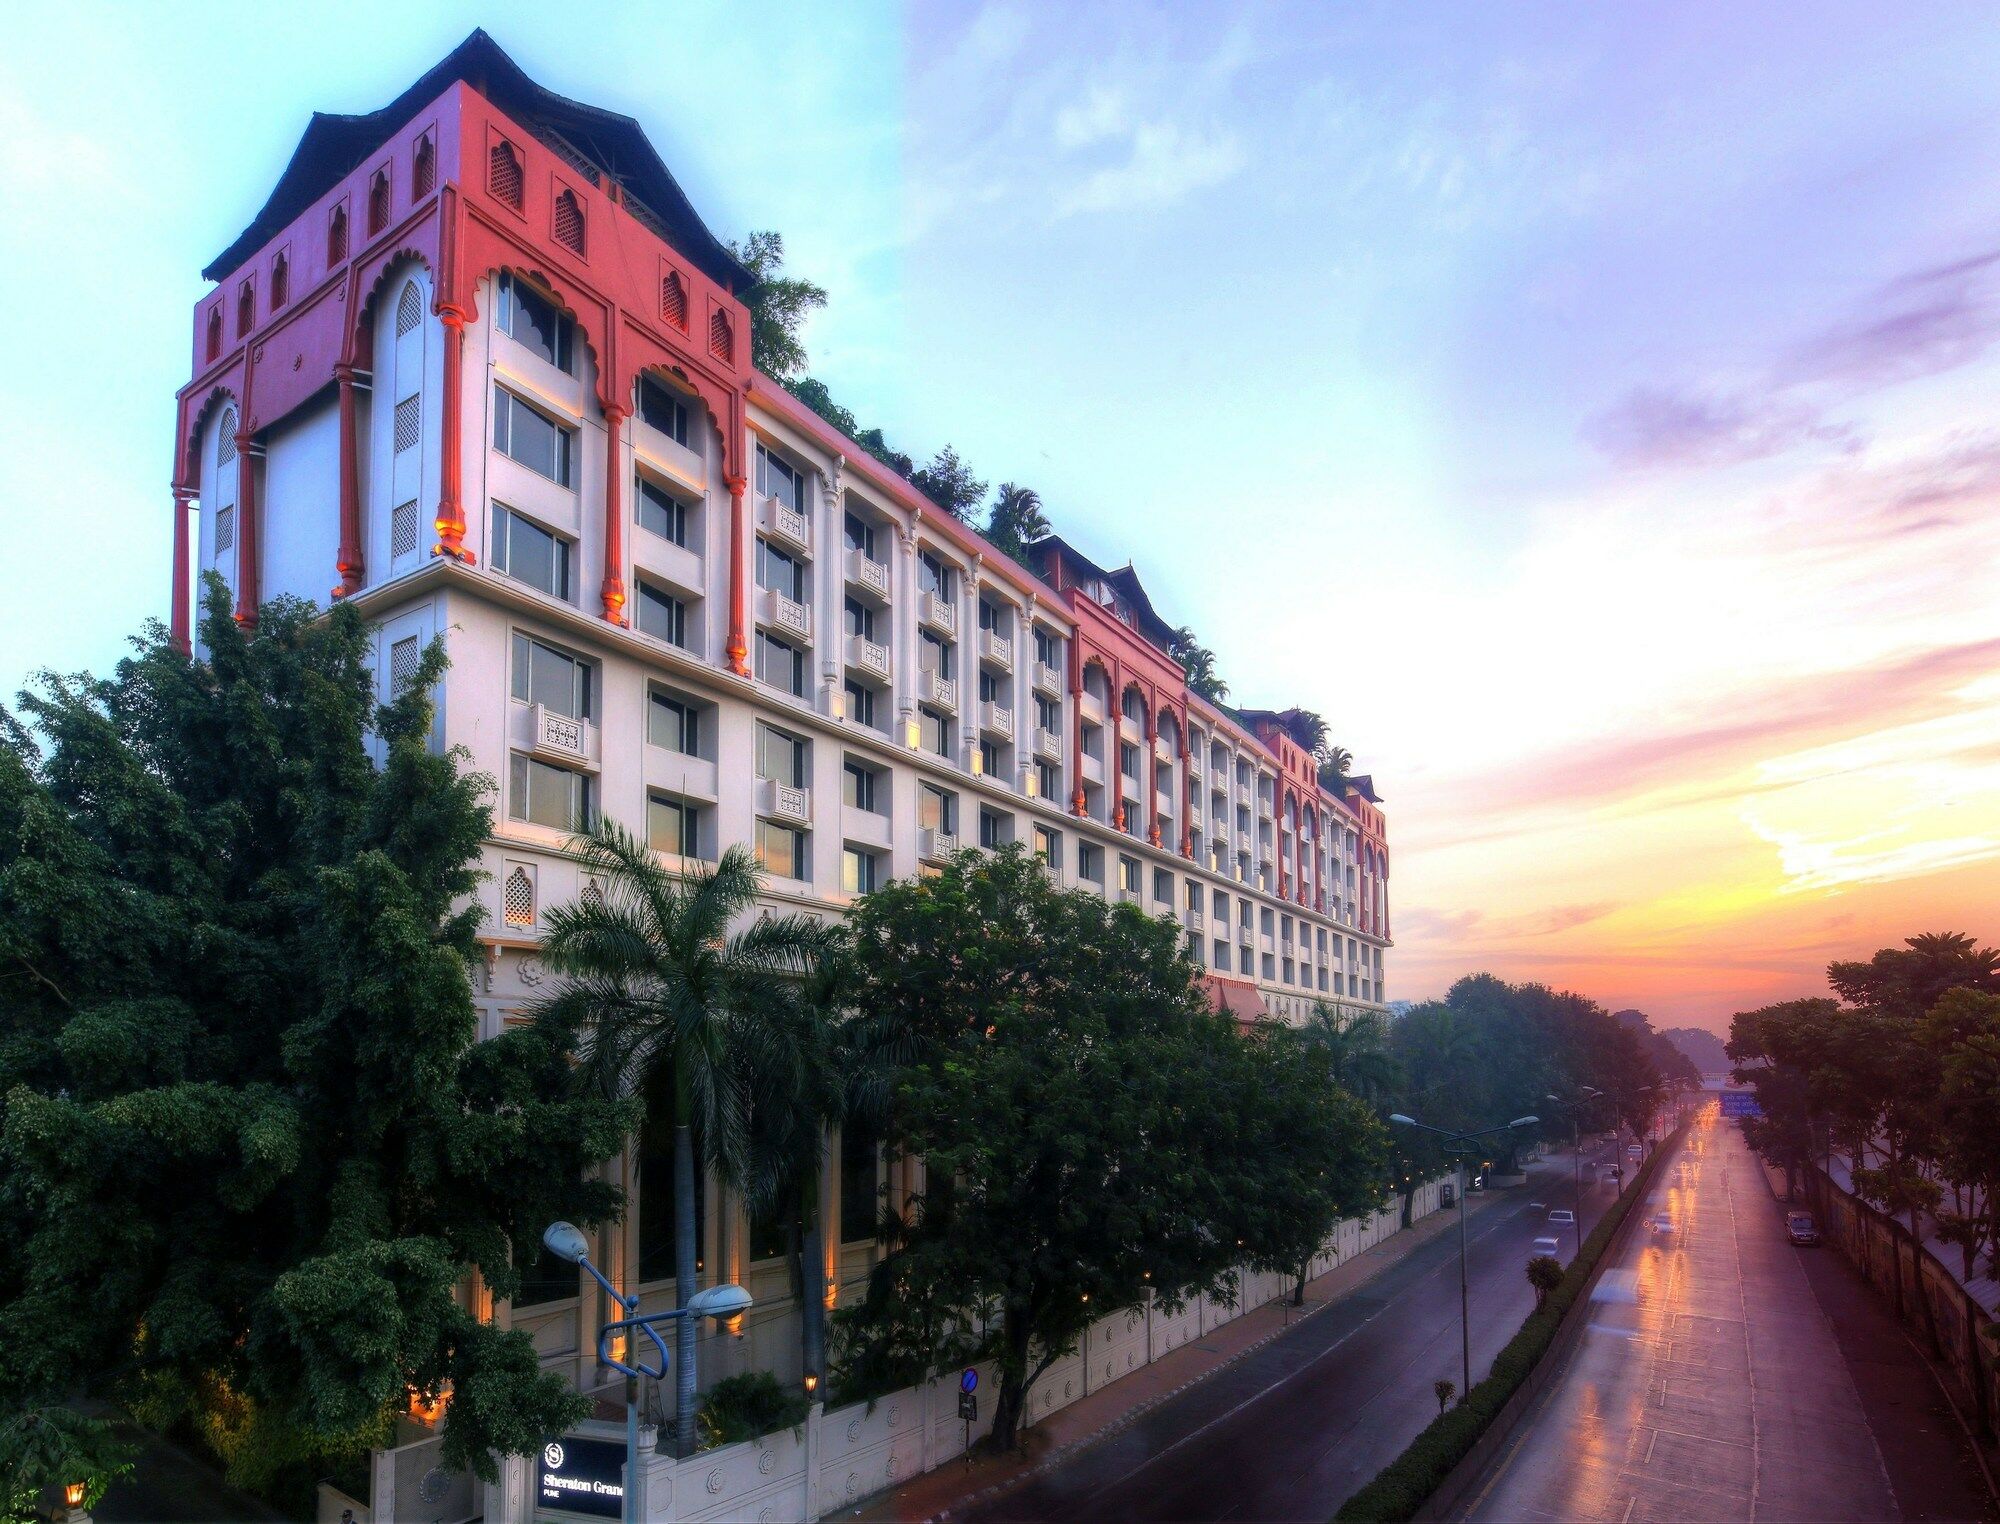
xmin=543 ymin=1222 xmax=753 ymax=1524
xmin=1388 ymin=1112 xmax=1539 ymax=1397
xmin=1547 ymin=1089 xmax=1600 ymax=1256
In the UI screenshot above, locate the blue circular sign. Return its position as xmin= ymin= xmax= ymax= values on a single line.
xmin=960 ymin=1368 xmax=979 ymax=1394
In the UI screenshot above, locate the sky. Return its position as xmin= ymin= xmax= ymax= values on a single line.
xmin=4 ymin=2 xmax=1999 ymax=1033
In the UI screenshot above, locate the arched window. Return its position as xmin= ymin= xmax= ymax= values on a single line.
xmin=217 ymin=407 xmax=239 ymax=464
xmin=708 ymin=308 xmax=733 ymax=362
xmin=395 ymin=281 xmax=422 ymax=337
xmin=327 ymin=204 xmax=348 ymax=265
xmin=553 ymin=189 xmax=585 ymax=256
xmin=205 ymin=308 xmax=222 ymax=363
xmin=368 ymin=168 xmax=390 ymax=236
xmin=413 ymin=133 xmax=435 ymax=198
xmin=269 ymin=252 xmax=288 ymax=310
xmin=489 ymin=139 xmax=523 ymax=209
xmin=661 ymin=270 xmax=687 ymax=331
xmin=236 ymin=282 xmax=254 ymax=337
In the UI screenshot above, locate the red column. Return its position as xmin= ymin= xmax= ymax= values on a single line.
xmin=1070 ymin=644 xmax=1087 ymax=817
xmin=1145 ymin=709 xmax=1162 ymax=847
xmin=1110 ymin=661 xmax=1126 ymax=831
xmin=1180 ymin=720 xmax=1194 ymax=858
xmin=600 ymin=402 xmax=630 ymax=625
xmin=434 ymin=302 xmax=472 ymax=562
xmin=232 ymin=430 xmax=260 ymax=628
xmin=724 ymin=472 xmax=750 ymax=676
xmin=170 ymin=487 xmax=194 ymax=655
xmin=332 ymin=364 xmax=363 ymax=597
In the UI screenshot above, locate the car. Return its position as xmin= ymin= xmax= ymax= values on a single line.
xmin=1603 ymin=1164 xmax=1623 ymax=1180
xmin=1530 ymin=1236 xmax=1562 ymax=1258
xmin=1627 ymin=1143 xmax=1643 ymax=1159
xmin=1786 ymin=1211 xmax=1820 ymax=1246
xmin=1548 ymin=1209 xmax=1576 ymax=1226
xmin=1648 ymin=1212 xmax=1673 ymax=1235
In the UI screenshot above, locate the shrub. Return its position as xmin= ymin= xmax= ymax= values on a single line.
xmin=696 ymin=1373 xmax=809 ymax=1450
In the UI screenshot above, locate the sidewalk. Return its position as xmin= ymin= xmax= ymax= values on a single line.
xmin=841 ymin=1185 xmax=1512 ymax=1522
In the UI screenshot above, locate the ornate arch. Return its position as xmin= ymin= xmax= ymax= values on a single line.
xmin=180 ymin=384 xmax=240 ymax=486
xmin=351 ymin=247 xmax=435 ymax=366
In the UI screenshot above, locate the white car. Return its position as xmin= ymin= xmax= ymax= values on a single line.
xmin=1649 ymin=1213 xmax=1673 ymax=1235
xmin=1530 ymin=1236 xmax=1562 ymax=1257
xmin=1548 ymin=1209 xmax=1576 ymax=1226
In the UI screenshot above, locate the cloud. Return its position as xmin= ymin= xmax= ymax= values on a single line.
xmin=1051 ymin=96 xmax=1246 ymax=215
xmin=1785 ymin=249 xmax=2000 ymax=388
xmin=1582 ymin=384 xmax=1860 ymax=469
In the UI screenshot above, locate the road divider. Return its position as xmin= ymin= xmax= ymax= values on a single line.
xmin=1332 ymin=1123 xmax=1690 ymax=1523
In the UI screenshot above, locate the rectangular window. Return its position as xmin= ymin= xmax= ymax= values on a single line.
xmin=919 ymin=631 xmax=955 ymax=680
xmin=918 ymin=783 xmax=954 ymax=834
xmin=509 ymin=754 xmax=593 ymax=831
xmin=755 ymin=818 xmax=806 ymax=879
xmin=844 ymin=679 xmax=878 ymax=730
xmin=636 ymin=475 xmax=689 ymax=546
xmin=978 ymin=600 xmax=1004 ymax=633
xmin=1034 ymin=825 xmax=1060 ymax=871
xmin=842 ymin=847 xmax=880 ymax=896
xmin=919 ymin=706 xmax=950 ymax=758
xmin=637 ymin=375 xmax=689 ymax=443
xmin=1035 ymin=627 xmax=1060 ymax=667
xmin=497 ymin=273 xmax=574 ymax=373
xmin=1120 ymin=855 xmax=1142 ymax=893
xmin=492 ymin=507 xmax=573 ymax=599
xmin=844 ymin=596 xmax=877 ymax=641
xmin=843 ymin=759 xmax=881 ymax=813
xmin=840 ymin=1124 xmax=878 ymax=1243
xmin=756 ymin=632 xmax=806 ymax=697
xmin=756 ymin=442 xmax=804 ymax=509
xmin=510 ymin=631 xmax=592 ymax=718
xmin=757 ymin=724 xmax=807 ymax=787
xmin=1154 ymin=868 xmax=1173 ymax=903
xmin=756 ymin=539 xmax=807 ymax=602
xmin=1120 ymin=742 xmax=1140 ymax=782
xmin=647 ymin=690 xmax=700 ymax=755
xmin=1213 ymin=938 xmax=1230 ymax=971
xmin=978 ymin=671 xmax=1001 ymax=704
xmin=493 ymin=388 xmax=574 ymax=486
xmin=1077 ymin=840 xmax=1103 ymax=883
xmin=918 ymin=550 xmax=954 ymax=599
xmin=843 ymin=511 xmax=877 ymax=558
xmin=1035 ymin=761 xmax=1059 ymax=799
xmin=648 ymin=791 xmax=699 ymax=857
xmin=978 ymin=807 xmax=1009 ymax=850
xmin=978 ymin=739 xmax=1002 ymax=777
xmin=1035 ymin=695 xmax=1060 ymax=732
xmin=635 ymin=581 xmax=687 ymax=646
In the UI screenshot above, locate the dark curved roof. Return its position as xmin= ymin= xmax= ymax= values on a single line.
xmin=204 ymin=29 xmax=753 ymax=291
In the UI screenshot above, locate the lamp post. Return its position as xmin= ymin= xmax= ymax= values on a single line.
xmin=1547 ymin=1088 xmax=1599 ymax=1256
xmin=542 ymin=1222 xmax=753 ymax=1524
xmin=1388 ymin=1112 xmax=1539 ymax=1398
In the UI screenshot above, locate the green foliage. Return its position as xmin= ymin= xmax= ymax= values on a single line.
xmin=0 ymin=1408 xmax=133 ymax=1523
xmin=1334 ymin=1123 xmax=1684 ymax=1521
xmin=831 ymin=845 xmax=1261 ymax=1447
xmin=730 ymin=230 xmax=826 ymax=381
xmin=1525 ymin=1254 xmax=1563 ymax=1308
xmin=696 ymin=1372 xmax=809 ymax=1449
xmin=984 ymin=483 xmax=1051 ymax=561
xmin=910 ymin=446 xmax=987 ymax=523
xmin=1166 ymin=626 xmax=1229 ymax=702
xmin=785 ymin=377 xmax=856 ymax=437
xmin=0 ymin=581 xmax=629 ymax=1489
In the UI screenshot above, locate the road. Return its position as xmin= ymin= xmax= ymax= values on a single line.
xmin=968 ymin=1139 xmax=1631 ymax=1522
xmin=1462 ymin=1112 xmax=1993 ymax=1522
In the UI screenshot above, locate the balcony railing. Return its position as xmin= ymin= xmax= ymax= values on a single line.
xmin=920 ymin=669 xmax=958 ymax=710
xmin=980 ymin=700 xmax=1015 ymax=740
xmin=918 ymin=826 xmax=959 ymax=863
xmin=1032 ymin=660 xmax=1063 ymax=695
xmin=759 ymin=588 xmax=812 ymax=641
xmin=757 ymin=777 xmax=811 ymax=825
xmin=845 ymin=547 xmax=889 ymax=598
xmin=979 ymin=628 xmax=1013 ymax=669
xmin=919 ymin=590 xmax=956 ymax=636
xmin=760 ymin=495 xmax=810 ymax=552
xmin=846 ymin=634 xmax=890 ymax=680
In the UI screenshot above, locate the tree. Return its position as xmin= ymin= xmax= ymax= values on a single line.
xmin=1234 ymin=1025 xmax=1389 ymax=1305
xmin=1525 ymin=1255 xmax=1563 ymax=1310
xmin=1316 ymin=745 xmax=1353 ymax=793
xmin=1166 ymin=626 xmax=1229 ymax=702
xmin=0 ymin=582 xmax=627 ymax=1502
xmin=1301 ymin=1004 xmax=1401 ymax=1107
xmin=729 ymin=230 xmax=826 ymax=381
xmin=910 ymin=446 xmax=987 ymax=523
xmin=529 ymin=829 xmax=837 ymax=1457
xmin=1920 ymin=989 xmax=2000 ymax=1279
xmin=785 ymin=377 xmax=857 ymax=437
xmin=984 ymin=482 xmax=1051 ymax=562
xmin=830 ymin=846 xmax=1249 ymax=1449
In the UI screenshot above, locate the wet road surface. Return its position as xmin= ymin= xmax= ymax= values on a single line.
xmin=1464 ymin=1112 xmax=1990 ymax=1523
xmin=969 ymin=1142 xmax=1630 ymax=1521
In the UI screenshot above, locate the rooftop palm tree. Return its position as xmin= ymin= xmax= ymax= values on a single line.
xmin=530 ymin=823 xmax=838 ymax=1456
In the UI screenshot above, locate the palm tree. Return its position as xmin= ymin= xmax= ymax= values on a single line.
xmin=1301 ymin=1003 xmax=1400 ymax=1107
xmin=532 ymin=823 xmax=838 ymax=1456
xmin=1317 ymin=744 xmax=1353 ymax=793
xmin=985 ymin=482 xmax=1051 ymax=560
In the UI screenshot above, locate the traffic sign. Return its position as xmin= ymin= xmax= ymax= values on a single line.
xmin=960 ymin=1368 xmax=978 ymax=1394
xmin=1720 ymin=1090 xmax=1762 ymax=1118
xmin=959 ymin=1391 xmax=978 ymax=1421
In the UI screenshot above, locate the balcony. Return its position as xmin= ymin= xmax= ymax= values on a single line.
xmin=1079 ymin=748 xmax=1105 ymax=786
xmin=758 ymin=588 xmax=811 ymax=641
xmin=1034 ymin=727 xmax=1063 ymax=763
xmin=1237 ymin=924 xmax=1254 ymax=947
xmin=978 ymin=628 xmax=1013 ymax=669
xmin=760 ymin=494 xmax=810 ymax=552
xmin=1187 ymin=909 xmax=1206 ymax=932
xmin=1209 ymin=766 xmax=1228 ymax=792
xmin=919 ymin=590 xmax=956 ymax=637
xmin=920 ymin=669 xmax=958 ymax=710
xmin=918 ymin=826 xmax=959 ymax=863
xmin=845 ymin=634 xmax=891 ymax=681
xmin=1032 ymin=660 xmax=1062 ymax=695
xmin=979 ymin=700 xmax=1015 ymax=740
xmin=1260 ymin=933 xmax=1277 ymax=956
xmin=1077 ymin=687 xmax=1105 ymax=724
xmin=845 ymin=547 xmax=890 ymax=600
xmin=528 ymin=703 xmax=599 ymax=769
xmin=758 ymin=777 xmax=811 ymax=826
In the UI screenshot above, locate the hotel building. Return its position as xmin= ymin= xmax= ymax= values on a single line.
xmin=167 ymin=31 xmax=1390 ymax=1429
